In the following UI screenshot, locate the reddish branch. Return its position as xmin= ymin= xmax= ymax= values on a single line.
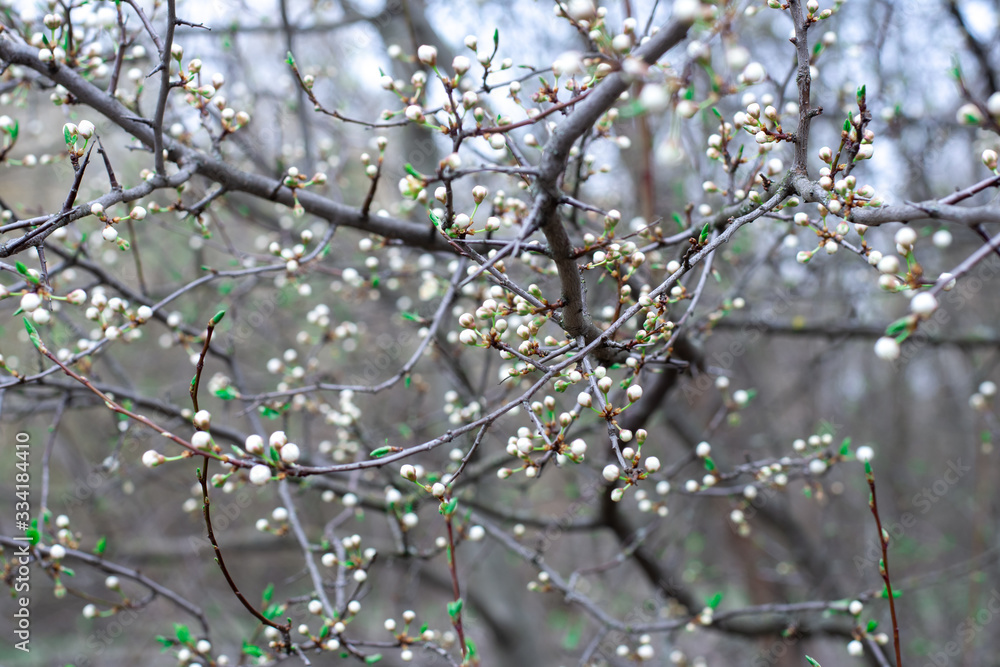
xmin=865 ymin=463 xmax=903 ymax=667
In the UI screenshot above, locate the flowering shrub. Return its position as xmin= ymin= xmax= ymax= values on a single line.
xmin=2 ymin=0 xmax=1000 ymax=665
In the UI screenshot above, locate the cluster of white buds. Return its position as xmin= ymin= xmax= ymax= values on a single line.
xmin=968 ymin=380 xmax=996 ymax=411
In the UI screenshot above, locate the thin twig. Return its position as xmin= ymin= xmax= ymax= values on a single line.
xmin=865 ymin=461 xmax=903 ymax=667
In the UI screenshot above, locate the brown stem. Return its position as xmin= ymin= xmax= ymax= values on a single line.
xmin=25 ymin=330 xmax=225 ymax=461
xmin=190 ymin=311 xmax=223 ymax=412
xmin=866 ymin=464 xmax=903 ymax=667
xmin=197 ymin=459 xmax=292 ymax=643
xmin=787 ymin=0 xmax=815 ymax=174
xmin=444 ymin=516 xmax=468 ymax=661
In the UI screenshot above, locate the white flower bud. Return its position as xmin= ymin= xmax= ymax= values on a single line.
xmin=245 ymin=434 xmax=264 ymax=454
xmin=20 ymin=292 xmax=41 ymax=313
xmin=191 ymin=431 xmax=212 ymax=450
xmin=189 ymin=410 xmax=209 ymax=431
xmin=280 ymin=443 xmax=300 ymax=463
xmin=873 ymin=337 xmax=900 ymax=361
xmin=894 ymin=227 xmax=916 ymax=247
xmin=452 ymin=55 xmax=470 ymax=75
xmin=249 ymin=464 xmax=272 ymax=485
xmin=877 ymin=256 xmax=900 ymax=274
xmin=933 ymin=229 xmax=953 ymax=248
xmin=142 ymin=450 xmax=164 ymax=468
xmin=742 ymin=62 xmax=766 ymax=84
xmin=417 ymin=44 xmax=437 ymax=66
xmin=910 ymin=292 xmax=937 ymax=316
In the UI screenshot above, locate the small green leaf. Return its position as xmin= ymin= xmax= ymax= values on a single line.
xmin=25 ymin=527 xmax=40 ymax=545
xmin=364 ymin=654 xmax=383 ymax=664
xmin=15 ymin=261 xmax=29 ymax=276
xmin=429 ymin=210 xmax=441 ymax=227
xmin=155 ymin=635 xmax=173 ymax=649
xmin=262 ymin=583 xmax=274 ymax=603
xmin=699 ymin=222 xmax=710 ymax=243
xmin=174 ymin=623 xmax=191 ymax=644
xmin=440 ymin=497 xmax=459 ymax=515
xmin=885 ymin=317 xmax=910 ymax=337
xmin=840 ymin=437 xmax=851 ymax=456
xmin=866 ymin=619 xmax=878 ymax=632
xmin=447 ymin=598 xmax=464 ymax=619
xmin=703 ymin=457 xmax=716 ymax=471
xmin=706 ymin=592 xmax=723 ymax=608
xmin=23 ymin=317 xmax=41 ymax=347
xmin=806 ymin=657 xmax=822 ymax=667
xmin=672 ymin=212 xmax=685 ymax=230
xmin=403 ymin=163 xmax=422 ymax=179
xmin=285 ymin=51 xmax=296 ymax=66
xmin=210 ymin=309 xmax=226 ymax=325
xmin=213 ymin=386 xmax=237 ymax=400
xmin=259 ymin=405 xmax=281 ymax=420
xmin=94 ymin=535 xmax=107 ymax=554
xmin=370 ymin=446 xmax=393 ymax=458
xmin=493 ymin=28 xmax=499 ymax=48
xmin=242 ymin=641 xmax=264 ymax=657
xmin=401 ymin=311 xmax=419 ymax=322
